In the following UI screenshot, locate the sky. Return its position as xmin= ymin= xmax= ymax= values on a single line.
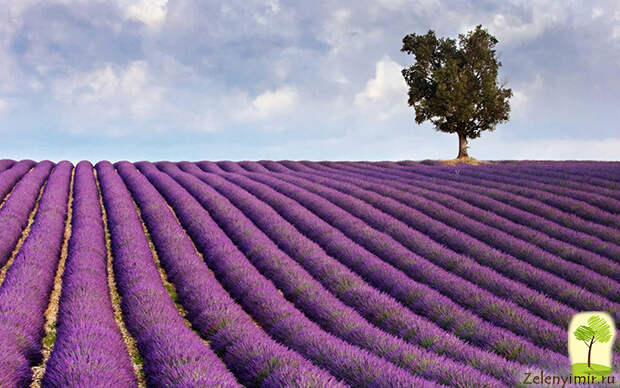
xmin=0 ymin=0 xmax=619 ymax=162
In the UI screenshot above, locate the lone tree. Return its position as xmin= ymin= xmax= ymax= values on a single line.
xmin=574 ymin=315 xmax=612 ymax=368
xmin=401 ymin=25 xmax=512 ymax=159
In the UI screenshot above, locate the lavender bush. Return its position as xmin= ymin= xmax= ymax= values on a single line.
xmin=116 ymin=161 xmax=342 ymax=388
xmin=163 ymin=161 xmax=507 ymax=388
xmin=95 ymin=161 xmax=241 ymax=387
xmin=0 ymin=161 xmax=72 ymax=387
xmin=42 ymin=161 xmax=137 ymax=387
xmin=133 ymin=161 xmax=440 ymax=388
xmin=0 ymin=161 xmax=53 ymax=268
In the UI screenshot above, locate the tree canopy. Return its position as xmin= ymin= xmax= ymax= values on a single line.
xmin=401 ymin=25 xmax=512 ymax=159
xmin=574 ymin=315 xmax=612 ymax=368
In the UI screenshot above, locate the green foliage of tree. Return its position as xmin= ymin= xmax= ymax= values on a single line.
xmin=401 ymin=25 xmax=512 ymax=159
xmin=574 ymin=315 xmax=612 ymax=368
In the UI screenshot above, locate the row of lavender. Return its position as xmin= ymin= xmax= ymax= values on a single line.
xmin=116 ymin=161 xmax=343 ymax=387
xmin=151 ymin=161 xmax=507 ymax=387
xmin=42 ymin=162 xmax=136 ymax=386
xmin=200 ymin=161 xmax=619 ymax=358
xmin=0 ymin=161 xmax=70 ymax=386
xmin=263 ymin=162 xmax=619 ymax=316
xmin=151 ymin=159 xmax=618 ymax=381
xmin=248 ymin=161 xmax=620 ymax=351
xmin=173 ymin=160 xmax=620 ymax=374
xmin=0 ymin=159 xmax=617 ymax=387
xmin=367 ymin=161 xmax=620 ymax=244
xmin=222 ymin=164 xmax=616 ymax=347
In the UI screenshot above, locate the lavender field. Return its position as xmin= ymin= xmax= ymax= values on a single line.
xmin=0 ymin=159 xmax=618 ymax=388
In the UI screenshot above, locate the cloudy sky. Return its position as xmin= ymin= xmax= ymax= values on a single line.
xmin=1 ymin=0 xmax=619 ymax=161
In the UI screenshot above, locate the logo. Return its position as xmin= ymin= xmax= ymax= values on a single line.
xmin=569 ymin=312 xmax=615 ymax=378
xmin=521 ymin=311 xmax=617 ymax=386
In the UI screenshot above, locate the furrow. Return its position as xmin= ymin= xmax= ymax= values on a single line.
xmin=134 ymin=161 xmax=441 ymax=388
xmin=316 ymin=161 xmax=620 ymax=263
xmin=41 ymin=162 xmax=137 ymax=387
xmin=162 ymin=162 xmax=509 ymax=387
xmin=220 ymin=166 xmax=580 ymax=357
xmin=0 ymin=159 xmax=15 ymax=172
xmin=0 ymin=162 xmax=71 ymax=387
xmin=95 ymin=169 xmax=146 ymax=388
xmin=0 ymin=161 xmax=36 ymax=210
xmin=175 ymin=161 xmax=525 ymax=386
xmin=349 ymin=162 xmax=620 ymax=244
xmin=129 ymin=191 xmax=200 ymax=334
xmin=432 ymin=164 xmax=620 ymax=218
xmin=0 ymin=162 xmax=53 ymax=269
xmin=119 ymin=161 xmax=344 ymax=387
xmin=473 ymin=164 xmax=620 ymax=202
xmin=95 ymin=161 xmax=240 ymax=387
xmin=190 ymin=162 xmax=570 ymax=370
xmin=274 ymin=162 xmax=620 ymax=310
xmin=289 ymin=161 xmax=620 ymax=279
xmin=30 ymin=166 xmax=74 ymax=387
xmin=0 ymin=184 xmax=45 ymax=287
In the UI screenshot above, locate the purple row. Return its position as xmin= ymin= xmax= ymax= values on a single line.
xmin=238 ymin=167 xmax=578 ymax=353
xmin=397 ymin=161 xmax=620 ymax=183
xmin=168 ymin=162 xmax=508 ymax=387
xmin=0 ymin=161 xmax=50 ymax=268
xmin=182 ymin=161 xmax=534 ymax=383
xmin=43 ymin=161 xmax=137 ymax=387
xmin=0 ymin=161 xmax=72 ymax=387
xmin=287 ymin=161 xmax=620 ymax=355
xmin=431 ymin=164 xmax=620 ymax=220
xmin=135 ymin=161 xmax=439 ymax=388
xmin=473 ymin=164 xmax=620 ymax=202
xmin=203 ymin=162 xmax=569 ymax=370
xmin=95 ymin=161 xmax=240 ymax=387
xmin=451 ymin=161 xmax=620 ymax=185
xmin=0 ymin=159 xmax=15 ymax=172
xmin=117 ymin=161 xmax=343 ymax=387
xmin=336 ymin=162 xmax=620 ymax=249
xmin=278 ymin=161 xmax=619 ymax=310
xmin=326 ymin=163 xmax=620 ymax=266
xmin=0 ymin=160 xmax=35 ymax=202
xmin=368 ymin=162 xmax=620 ymax=240
xmin=249 ymin=161 xmax=618 ymax=364
xmin=306 ymin=161 xmax=620 ymax=279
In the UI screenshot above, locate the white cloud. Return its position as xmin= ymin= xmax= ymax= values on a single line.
xmin=254 ymin=0 xmax=281 ymax=25
xmin=267 ymin=0 xmax=281 ymax=14
xmin=52 ymin=61 xmax=164 ymax=131
xmin=216 ymin=86 xmax=300 ymax=128
xmin=5 ymin=0 xmax=167 ymax=29
xmin=1 ymin=0 xmax=620 ymax=160
xmin=482 ymin=2 xmax=568 ymax=45
xmin=141 ymin=84 xmax=302 ymax=134
xmin=613 ymin=9 xmax=620 ymax=40
xmin=118 ymin=0 xmax=168 ymax=28
xmin=510 ymin=73 xmax=543 ymax=115
xmin=320 ymin=8 xmax=384 ymax=56
xmin=321 ymin=8 xmax=353 ymax=55
xmin=354 ymin=56 xmax=408 ymax=119
xmin=243 ymin=85 xmax=299 ymax=120
xmin=375 ymin=0 xmax=406 ymax=10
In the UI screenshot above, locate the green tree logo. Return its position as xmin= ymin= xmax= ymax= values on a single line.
xmin=572 ymin=314 xmax=613 ymax=375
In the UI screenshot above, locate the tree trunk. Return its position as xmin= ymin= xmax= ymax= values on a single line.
xmin=457 ymin=132 xmax=469 ymax=159
xmin=588 ymin=337 xmax=595 ymax=368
